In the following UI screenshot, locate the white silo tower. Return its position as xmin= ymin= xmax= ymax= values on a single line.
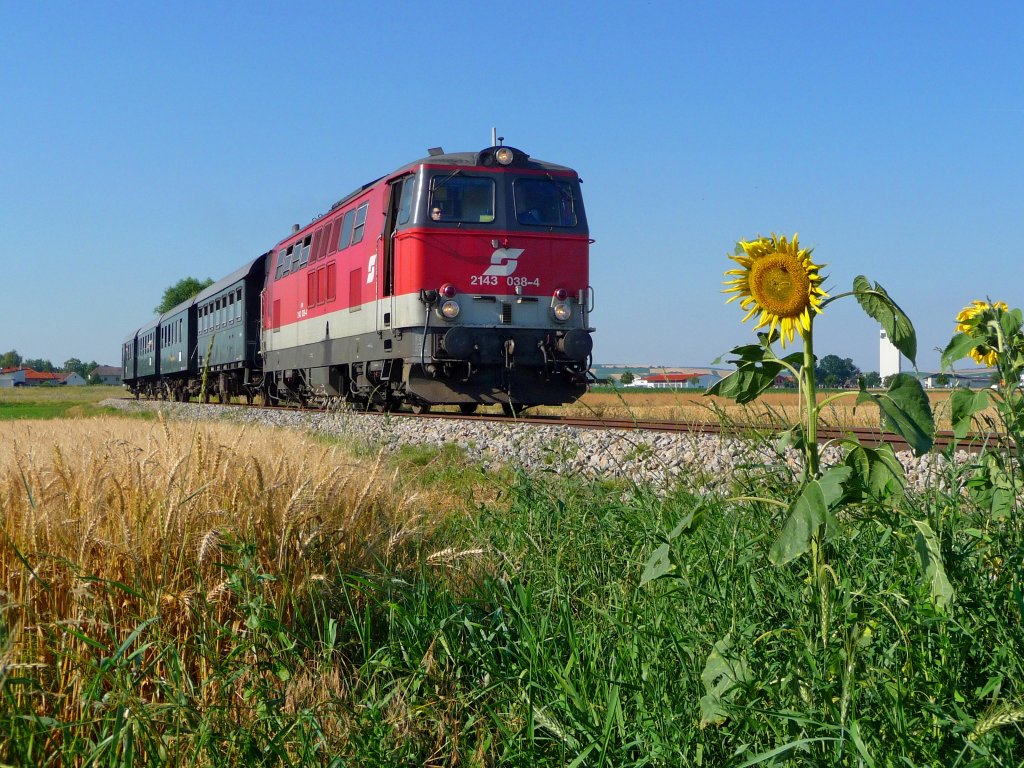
xmin=879 ymin=329 xmax=901 ymax=379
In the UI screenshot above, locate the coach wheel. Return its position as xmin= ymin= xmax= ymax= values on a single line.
xmin=458 ymin=403 xmax=478 ymax=415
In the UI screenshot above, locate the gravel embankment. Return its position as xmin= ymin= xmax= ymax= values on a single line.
xmin=102 ymin=399 xmax=968 ymax=494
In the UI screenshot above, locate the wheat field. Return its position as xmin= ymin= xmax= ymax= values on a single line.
xmin=0 ymin=414 xmax=456 ymax=737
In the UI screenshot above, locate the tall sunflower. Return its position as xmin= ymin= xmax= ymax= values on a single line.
xmin=955 ymin=300 xmax=1007 ymax=366
xmin=723 ymin=234 xmax=828 ymax=346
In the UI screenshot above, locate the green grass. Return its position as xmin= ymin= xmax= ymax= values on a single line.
xmin=0 ymin=384 xmax=123 ymax=419
xmin=2 ymin=436 xmax=1023 ymax=765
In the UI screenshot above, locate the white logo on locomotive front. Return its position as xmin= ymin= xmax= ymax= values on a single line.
xmin=482 ymin=248 xmax=525 ymax=277
xmin=366 ymin=253 xmax=377 ymax=284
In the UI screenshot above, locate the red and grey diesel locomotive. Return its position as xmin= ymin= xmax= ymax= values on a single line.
xmin=122 ymin=145 xmax=594 ymax=413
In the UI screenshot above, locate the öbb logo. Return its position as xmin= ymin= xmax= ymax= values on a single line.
xmin=482 ymin=248 xmax=525 ymax=277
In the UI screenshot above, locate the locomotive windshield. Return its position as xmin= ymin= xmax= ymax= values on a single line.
xmin=428 ymin=175 xmax=495 ymax=223
xmin=514 ymin=178 xmax=578 ymax=227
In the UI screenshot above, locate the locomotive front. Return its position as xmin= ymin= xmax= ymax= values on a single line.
xmin=388 ymin=145 xmax=594 ymax=412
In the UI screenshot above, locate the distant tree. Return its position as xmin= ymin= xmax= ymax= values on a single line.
xmin=63 ymin=357 xmax=88 ymax=378
xmin=814 ymin=354 xmax=860 ymax=388
xmin=0 ymin=349 xmax=22 ymax=368
xmin=934 ymin=372 xmax=950 ymax=388
xmin=156 ymin=277 xmax=213 ymax=314
xmin=882 ymin=374 xmax=897 ymax=388
xmin=860 ymin=371 xmax=882 ymax=388
xmin=23 ymin=358 xmax=55 ymax=373
xmin=620 ymin=370 xmax=635 ymax=385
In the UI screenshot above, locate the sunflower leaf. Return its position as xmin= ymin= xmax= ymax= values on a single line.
xmin=699 ymin=632 xmax=750 ymax=727
xmin=707 ymin=361 xmax=783 ymax=404
xmin=856 ymin=373 xmax=934 ymax=456
xmin=769 ymin=466 xmax=852 ymax=565
xmin=941 ymin=332 xmax=982 ymax=369
xmin=853 ymin=276 xmax=917 ymax=366
xmin=949 ymin=389 xmax=989 ymax=440
xmin=911 ymin=520 xmax=954 ymax=613
xmin=843 ymin=443 xmax=905 ymax=503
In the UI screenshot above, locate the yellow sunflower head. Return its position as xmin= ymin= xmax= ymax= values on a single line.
xmin=954 ymin=300 xmax=1007 ymax=367
xmin=722 ymin=233 xmax=828 ymax=346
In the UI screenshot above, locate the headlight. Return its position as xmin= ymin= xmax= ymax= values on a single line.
xmin=552 ymin=302 xmax=572 ymax=322
xmin=495 ymin=147 xmax=514 ymax=165
xmin=440 ymin=300 xmax=461 ymax=319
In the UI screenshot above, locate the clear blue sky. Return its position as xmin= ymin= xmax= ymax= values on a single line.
xmin=2 ymin=1 xmax=1021 ymax=373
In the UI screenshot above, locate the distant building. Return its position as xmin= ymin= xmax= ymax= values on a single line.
xmin=0 ymin=367 xmax=67 ymax=387
xmin=89 ymin=365 xmax=122 ymax=385
xmin=880 ymin=329 xmax=901 ymax=379
xmin=0 ymin=367 xmax=26 ymax=387
xmin=62 ymin=372 xmax=86 ymax=386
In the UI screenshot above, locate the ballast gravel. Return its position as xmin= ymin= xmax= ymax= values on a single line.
xmin=102 ymin=399 xmax=970 ymax=495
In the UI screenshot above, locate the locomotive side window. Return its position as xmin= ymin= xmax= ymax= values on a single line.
xmin=514 ymin=178 xmax=577 ymax=227
xmin=324 ymin=219 xmax=338 ymax=256
xmin=351 ymin=203 xmax=369 ymax=245
xmin=278 ymin=246 xmax=293 ymax=280
xmin=299 ymin=235 xmax=311 ymax=268
xmin=312 ymin=228 xmax=324 ymax=262
xmin=338 ymin=209 xmax=355 ymax=250
xmin=428 ymin=175 xmax=495 ymax=223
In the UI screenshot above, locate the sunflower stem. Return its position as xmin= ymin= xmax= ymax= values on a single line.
xmin=801 ymin=326 xmax=829 ymax=649
xmin=801 ymin=328 xmax=820 ymax=479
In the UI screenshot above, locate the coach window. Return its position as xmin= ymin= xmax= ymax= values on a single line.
xmin=228 ymin=294 xmax=235 ymax=325
xmin=235 ymin=289 xmax=242 ymax=321
xmin=428 ymin=176 xmax=495 ymax=223
xmin=351 ymin=203 xmax=369 ymax=245
xmin=514 ymin=178 xmax=577 ymax=227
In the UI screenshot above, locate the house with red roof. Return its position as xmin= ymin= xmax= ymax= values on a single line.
xmin=0 ymin=367 xmax=69 ymax=387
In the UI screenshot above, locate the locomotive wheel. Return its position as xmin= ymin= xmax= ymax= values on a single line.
xmin=458 ymin=403 xmax=478 ymax=415
xmin=410 ymin=402 xmax=431 ymax=415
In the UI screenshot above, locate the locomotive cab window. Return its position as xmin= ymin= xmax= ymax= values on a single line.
xmin=429 ymin=175 xmax=495 ymax=223
xmin=514 ymin=178 xmax=577 ymax=227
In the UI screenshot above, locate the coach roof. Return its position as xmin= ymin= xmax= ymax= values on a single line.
xmin=193 ymin=254 xmax=267 ymax=305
